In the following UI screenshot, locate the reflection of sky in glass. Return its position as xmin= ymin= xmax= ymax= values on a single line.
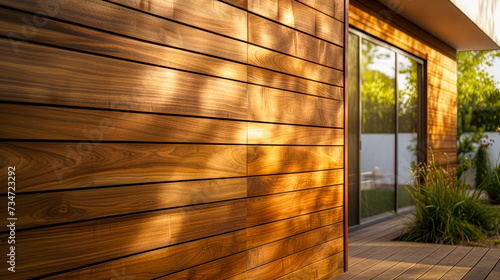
xmin=363 ymin=39 xmax=395 ymax=78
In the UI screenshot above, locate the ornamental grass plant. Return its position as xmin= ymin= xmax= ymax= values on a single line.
xmin=398 ymin=154 xmax=500 ymax=245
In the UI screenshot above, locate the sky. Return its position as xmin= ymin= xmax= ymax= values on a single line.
xmin=490 ymin=56 xmax=500 ymax=86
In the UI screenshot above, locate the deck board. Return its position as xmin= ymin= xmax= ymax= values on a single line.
xmin=336 ymin=216 xmax=499 ymax=280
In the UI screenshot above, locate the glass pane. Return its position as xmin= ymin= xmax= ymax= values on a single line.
xmin=348 ymin=33 xmax=360 ymax=226
xmin=398 ymin=53 xmax=418 ymax=210
xmin=360 ymin=39 xmax=396 ymax=220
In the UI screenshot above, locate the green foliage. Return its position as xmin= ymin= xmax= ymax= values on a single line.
xmin=457 ymin=51 xmax=500 ymax=107
xmin=457 ymin=50 xmax=500 ymax=133
xmin=472 ymin=136 xmax=500 ymax=204
xmin=361 ymin=40 xmax=418 ymax=133
xmin=398 ymin=156 xmax=500 ymax=244
xmin=484 ymin=165 xmax=500 ymax=204
xmin=474 ymin=145 xmax=489 ymax=188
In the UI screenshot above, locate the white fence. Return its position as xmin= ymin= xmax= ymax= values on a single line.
xmin=359 ymin=132 xmax=500 ymax=188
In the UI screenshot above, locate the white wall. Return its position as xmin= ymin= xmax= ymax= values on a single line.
xmin=359 ymin=132 xmax=500 ymax=187
xmin=461 ymin=132 xmax=500 ymax=186
xmin=360 ymin=133 xmax=417 ymax=185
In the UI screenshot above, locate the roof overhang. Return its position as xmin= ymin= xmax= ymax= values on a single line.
xmin=376 ymin=0 xmax=500 ymax=51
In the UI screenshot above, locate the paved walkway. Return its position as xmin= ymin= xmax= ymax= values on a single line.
xmin=335 ymin=216 xmax=500 ymax=279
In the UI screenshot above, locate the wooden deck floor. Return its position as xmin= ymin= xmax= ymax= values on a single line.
xmin=335 ymin=216 xmax=500 ymax=279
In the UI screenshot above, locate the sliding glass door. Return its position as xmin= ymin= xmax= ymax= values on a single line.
xmin=348 ymin=30 xmax=424 ymax=225
xmin=360 ymin=39 xmax=396 ymax=219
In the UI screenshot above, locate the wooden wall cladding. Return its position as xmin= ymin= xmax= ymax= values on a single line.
xmin=349 ymin=0 xmax=458 ymax=166
xmin=0 ymin=0 xmax=346 ymax=279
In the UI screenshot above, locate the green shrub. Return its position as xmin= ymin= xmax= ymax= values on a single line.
xmin=474 ymin=145 xmax=489 ymax=188
xmin=474 ymin=135 xmax=500 ymax=204
xmin=398 ymin=156 xmax=500 ymax=244
xmin=484 ymin=164 xmax=500 ymax=204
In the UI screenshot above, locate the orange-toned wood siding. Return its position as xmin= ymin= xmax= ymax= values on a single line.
xmin=0 ymin=0 xmax=347 ymax=279
xmin=350 ymin=0 xmax=458 ymax=166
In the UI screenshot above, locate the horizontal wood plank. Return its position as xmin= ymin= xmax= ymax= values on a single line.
xmin=249 ymin=0 xmax=344 ymax=45
xmin=248 ymin=223 xmax=343 ymax=268
xmin=275 ymin=251 xmax=344 ymax=280
xmin=248 ymin=123 xmax=343 ymax=145
xmin=157 ymin=252 xmax=247 ymax=280
xmin=248 ymin=14 xmax=344 ymax=67
xmin=225 ymin=272 xmax=247 ymax=280
xmin=248 ymin=237 xmax=344 ymax=279
xmin=0 ymin=104 xmax=247 ymax=144
xmin=0 ymin=142 xmax=246 ymax=193
xmin=248 ymin=66 xmax=343 ymax=98
xmin=220 ymin=0 xmax=248 ymax=9
xmin=0 ymin=0 xmax=247 ymax=63
xmin=248 ymin=0 xmax=279 ymax=20
xmin=248 ymin=169 xmax=343 ymax=196
xmin=248 ymin=85 xmax=344 ymax=127
xmin=5 ymin=178 xmax=246 ymax=229
xmin=297 ymin=0 xmax=336 ymax=18
xmin=47 ymin=230 xmax=247 ymax=280
xmin=248 ymin=44 xmax=343 ymax=85
xmin=247 ymin=207 xmax=343 ymax=248
xmin=248 ymin=146 xmax=344 ymax=176
xmin=0 ymin=39 xmax=248 ymax=120
xmin=280 ymin=0 xmax=343 ymax=44
xmin=0 ymin=200 xmax=246 ymax=280
xmin=0 ymin=8 xmax=247 ymax=82
xmin=108 ymin=0 xmax=247 ymax=41
xmin=247 ymin=186 xmax=343 ymax=226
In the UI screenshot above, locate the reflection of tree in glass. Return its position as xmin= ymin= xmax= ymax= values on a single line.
xmin=361 ymin=40 xmax=396 ymax=133
xmin=398 ymin=56 xmax=418 ymax=133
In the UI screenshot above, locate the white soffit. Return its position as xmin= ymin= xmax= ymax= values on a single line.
xmin=376 ymin=0 xmax=500 ymax=51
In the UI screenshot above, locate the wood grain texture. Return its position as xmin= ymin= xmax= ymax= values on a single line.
xmin=247 ymin=207 xmax=343 ymax=248
xmin=157 ymin=252 xmax=247 ymax=280
xmin=0 ymin=0 xmax=247 ymax=63
xmin=248 ymin=14 xmax=344 ymax=67
xmin=249 ymin=0 xmax=343 ymax=45
xmin=248 ymin=237 xmax=343 ymax=279
xmin=275 ymin=251 xmax=344 ymax=280
xmin=248 ymin=223 xmax=343 ymax=268
xmin=279 ymin=0 xmax=344 ymax=45
xmin=297 ymin=0 xmax=337 ymax=19
xmin=247 ymin=186 xmax=343 ymax=226
xmin=108 ymin=0 xmax=247 ymax=41
xmin=46 ymin=230 xmax=247 ymax=280
xmin=248 ymin=169 xmax=343 ymax=196
xmin=0 ymin=142 xmax=246 ymax=193
xmin=248 ymin=66 xmax=343 ymax=98
xmin=220 ymin=0 xmax=248 ymax=9
xmin=0 ymin=39 xmax=248 ymax=120
xmin=0 ymin=8 xmax=247 ymax=82
xmin=7 ymin=178 xmax=246 ymax=229
xmin=0 ymin=200 xmax=246 ymax=280
xmin=248 ymin=123 xmax=343 ymax=145
xmin=248 ymin=146 xmax=344 ymax=176
xmin=0 ymin=104 xmax=247 ymax=144
xmin=0 ymin=0 xmax=347 ymax=277
xmin=225 ymin=272 xmax=247 ymax=280
xmin=249 ymin=0 xmax=279 ymax=20
xmin=248 ymin=85 xmax=344 ymax=127
xmin=248 ymin=45 xmax=343 ymax=84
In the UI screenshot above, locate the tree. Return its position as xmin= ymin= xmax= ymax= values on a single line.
xmin=457 ymin=51 xmax=500 ymax=107
xmin=457 ymin=51 xmax=500 ymax=134
xmin=457 ymin=50 xmax=500 ymax=181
